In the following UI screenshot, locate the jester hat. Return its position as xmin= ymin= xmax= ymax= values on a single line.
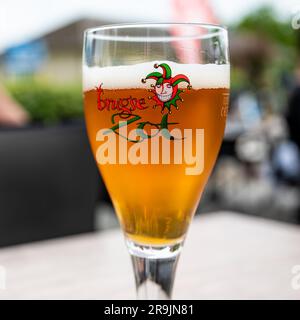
xmin=142 ymin=63 xmax=190 ymax=88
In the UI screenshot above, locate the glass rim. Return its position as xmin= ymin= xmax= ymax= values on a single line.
xmin=84 ymin=22 xmax=227 ymax=42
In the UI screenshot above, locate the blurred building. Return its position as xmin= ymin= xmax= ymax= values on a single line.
xmin=0 ymin=18 xmax=110 ymax=83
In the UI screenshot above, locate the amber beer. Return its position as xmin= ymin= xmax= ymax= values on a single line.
xmin=84 ymin=62 xmax=229 ymax=245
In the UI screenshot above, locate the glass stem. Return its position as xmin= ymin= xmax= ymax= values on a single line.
xmin=126 ymin=239 xmax=183 ymax=300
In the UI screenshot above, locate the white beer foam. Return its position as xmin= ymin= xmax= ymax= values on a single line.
xmin=83 ymin=61 xmax=230 ymax=91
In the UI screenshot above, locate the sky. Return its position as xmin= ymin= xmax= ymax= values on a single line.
xmin=0 ymin=0 xmax=299 ymax=52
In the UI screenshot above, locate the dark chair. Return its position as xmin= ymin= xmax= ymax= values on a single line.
xmin=0 ymin=121 xmax=100 ymax=247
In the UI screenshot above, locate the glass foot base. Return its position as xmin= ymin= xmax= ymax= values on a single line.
xmin=126 ymin=239 xmax=183 ymax=299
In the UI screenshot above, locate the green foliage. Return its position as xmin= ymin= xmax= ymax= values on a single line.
xmin=234 ymin=6 xmax=298 ymax=48
xmin=231 ymin=5 xmax=299 ymax=94
xmin=5 ymin=80 xmax=83 ymax=124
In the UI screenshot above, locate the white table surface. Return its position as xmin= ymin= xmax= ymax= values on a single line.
xmin=0 ymin=212 xmax=299 ymax=300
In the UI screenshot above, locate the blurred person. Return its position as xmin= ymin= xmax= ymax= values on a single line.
xmin=286 ymin=61 xmax=300 ymax=151
xmin=0 ymin=86 xmax=29 ymax=126
xmin=286 ymin=61 xmax=300 ymax=223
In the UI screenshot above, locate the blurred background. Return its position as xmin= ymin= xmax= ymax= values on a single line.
xmin=0 ymin=0 xmax=300 ymax=247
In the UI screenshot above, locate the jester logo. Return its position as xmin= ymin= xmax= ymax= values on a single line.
xmin=142 ymin=63 xmax=192 ymax=114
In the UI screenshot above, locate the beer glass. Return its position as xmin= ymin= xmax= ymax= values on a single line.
xmin=83 ymin=23 xmax=229 ymax=299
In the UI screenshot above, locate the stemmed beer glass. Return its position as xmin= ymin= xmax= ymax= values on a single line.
xmin=83 ymin=23 xmax=229 ymax=299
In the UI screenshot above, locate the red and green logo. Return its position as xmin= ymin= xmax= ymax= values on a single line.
xmin=96 ymin=62 xmax=192 ymax=142
xmin=142 ymin=63 xmax=192 ymax=114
